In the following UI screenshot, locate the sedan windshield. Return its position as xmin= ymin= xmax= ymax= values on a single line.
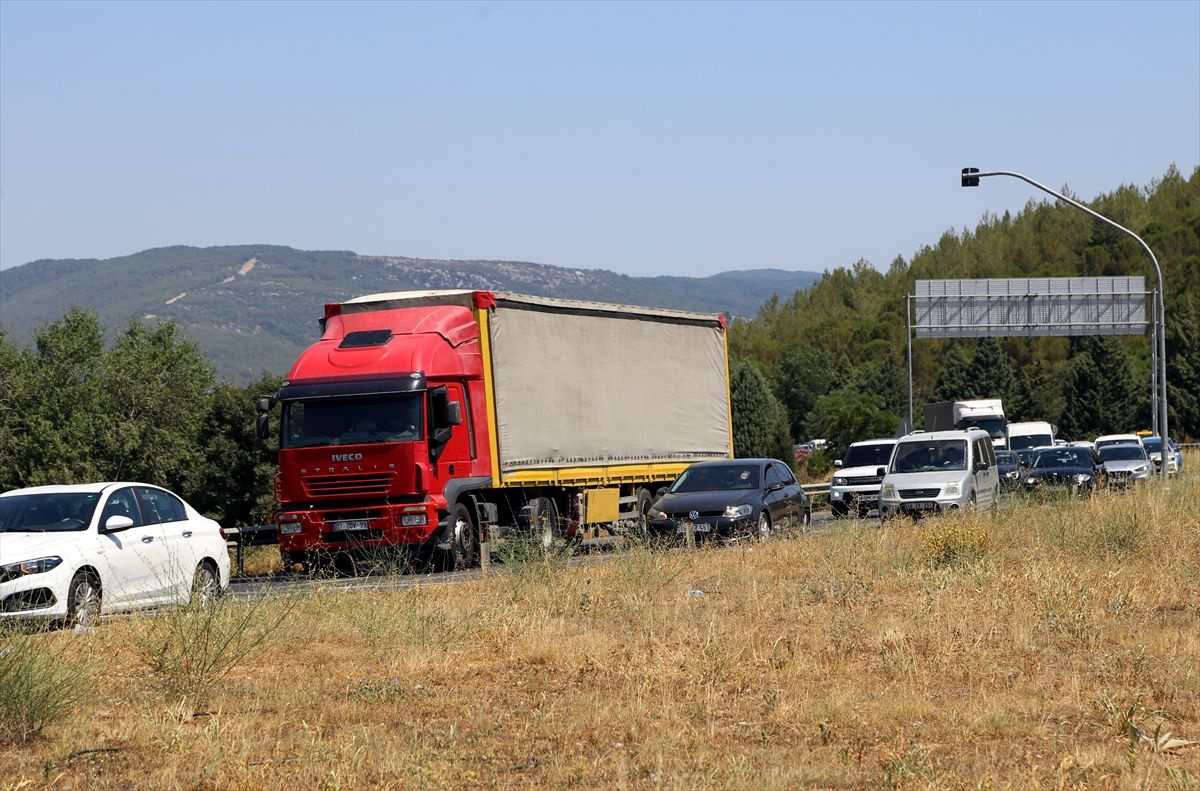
xmin=842 ymin=443 xmax=894 ymax=468
xmin=281 ymin=394 xmax=423 ymax=449
xmin=0 ymin=492 xmax=99 ymax=532
xmin=1031 ymin=449 xmax=1092 ymax=469
xmin=1098 ymin=445 xmax=1147 ymax=462
xmin=891 ymin=440 xmax=967 ymax=473
xmin=670 ymin=464 xmax=760 ymax=493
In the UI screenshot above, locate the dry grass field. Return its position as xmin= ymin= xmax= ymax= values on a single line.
xmin=2 ymin=468 xmax=1198 ymax=789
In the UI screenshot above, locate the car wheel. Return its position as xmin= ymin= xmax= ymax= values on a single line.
xmin=756 ymin=510 xmax=772 ymax=541
xmin=446 ymin=503 xmax=479 ymax=570
xmin=192 ymin=561 xmax=221 ymax=605
xmin=831 ymin=502 xmax=848 ymax=518
xmin=65 ymin=570 xmax=101 ymax=630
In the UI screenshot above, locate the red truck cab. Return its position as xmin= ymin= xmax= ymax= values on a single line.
xmin=264 ymin=300 xmax=489 ymax=573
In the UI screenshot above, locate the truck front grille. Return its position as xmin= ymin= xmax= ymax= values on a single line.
xmin=304 ymin=473 xmax=394 ymax=498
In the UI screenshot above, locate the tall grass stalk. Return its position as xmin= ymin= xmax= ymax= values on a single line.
xmin=0 ymin=627 xmax=89 ymax=745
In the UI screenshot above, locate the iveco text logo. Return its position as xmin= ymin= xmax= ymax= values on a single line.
xmin=331 ymin=453 xmax=363 ymax=462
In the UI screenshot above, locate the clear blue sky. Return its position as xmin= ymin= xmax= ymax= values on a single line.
xmin=1 ymin=0 xmax=1197 ymax=277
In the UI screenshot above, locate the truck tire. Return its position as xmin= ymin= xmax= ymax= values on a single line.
xmin=635 ymin=488 xmax=653 ymax=540
xmin=446 ymin=503 xmax=479 ymax=570
xmin=530 ymin=497 xmax=564 ymax=550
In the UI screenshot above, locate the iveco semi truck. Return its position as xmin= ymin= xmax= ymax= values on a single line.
xmin=257 ymin=290 xmax=733 ymax=574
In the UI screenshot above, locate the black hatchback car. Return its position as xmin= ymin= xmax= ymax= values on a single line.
xmin=1022 ymin=446 xmax=1107 ymax=493
xmin=647 ymin=458 xmax=810 ymax=542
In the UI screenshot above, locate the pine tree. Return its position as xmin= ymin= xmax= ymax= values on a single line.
xmin=965 ymin=337 xmax=1021 ymax=410
xmin=931 ymin=343 xmax=972 ymax=404
xmin=1166 ymin=297 xmax=1200 ymax=439
xmin=730 ymin=360 xmax=794 ymax=463
xmin=1059 ymin=352 xmax=1102 ymax=440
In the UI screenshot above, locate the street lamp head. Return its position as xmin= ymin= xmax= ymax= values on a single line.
xmin=961 ymin=167 xmax=980 ymax=187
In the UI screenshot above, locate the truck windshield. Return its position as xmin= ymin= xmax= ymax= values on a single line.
xmin=960 ymin=417 xmax=1006 ymax=439
xmin=1009 ymin=434 xmax=1053 ymax=451
xmin=843 ymin=443 xmax=894 ymax=468
xmin=281 ymin=394 xmax=423 ymax=449
xmin=891 ymin=440 xmax=968 ymax=473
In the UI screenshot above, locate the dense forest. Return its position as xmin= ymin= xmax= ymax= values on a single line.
xmin=1 ymin=167 xmax=1196 ymax=522
xmin=731 ymin=165 xmax=1200 ymax=453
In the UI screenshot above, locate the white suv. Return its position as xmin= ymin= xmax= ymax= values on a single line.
xmin=879 ymin=429 xmax=999 ymax=519
xmin=830 ymin=439 xmax=897 ymax=518
xmin=0 ymin=482 xmax=231 ymax=627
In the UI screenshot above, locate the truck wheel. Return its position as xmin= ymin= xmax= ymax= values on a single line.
xmin=635 ymin=488 xmax=653 ymax=540
xmin=530 ymin=497 xmax=563 ymax=550
xmin=447 ymin=503 xmax=479 ymax=570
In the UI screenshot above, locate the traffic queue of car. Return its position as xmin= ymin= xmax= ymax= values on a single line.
xmin=826 ymin=427 xmax=1183 ymax=521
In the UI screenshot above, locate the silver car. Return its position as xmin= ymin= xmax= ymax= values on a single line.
xmin=1096 ymin=442 xmax=1153 ymax=487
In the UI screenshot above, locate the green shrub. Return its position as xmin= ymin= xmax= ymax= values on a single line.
xmin=0 ymin=627 xmax=89 ymax=745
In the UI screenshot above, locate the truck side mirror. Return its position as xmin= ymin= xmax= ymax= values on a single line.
xmin=447 ymin=401 xmax=462 ymax=426
xmin=256 ymin=414 xmax=270 ymax=440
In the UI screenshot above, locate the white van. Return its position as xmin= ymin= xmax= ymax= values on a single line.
xmin=878 ymin=429 xmax=999 ymax=518
xmin=1006 ymin=421 xmax=1056 ymax=465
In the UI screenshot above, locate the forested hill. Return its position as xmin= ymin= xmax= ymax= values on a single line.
xmin=0 ymin=247 xmax=820 ymax=382
xmin=730 ymin=165 xmax=1200 ymax=448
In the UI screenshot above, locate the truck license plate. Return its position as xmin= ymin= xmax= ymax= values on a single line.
xmin=333 ymin=519 xmax=370 ymax=531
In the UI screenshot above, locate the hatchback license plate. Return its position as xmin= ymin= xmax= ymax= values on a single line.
xmin=333 ymin=519 xmax=370 ymax=531
xmin=676 ymin=522 xmax=712 ymax=534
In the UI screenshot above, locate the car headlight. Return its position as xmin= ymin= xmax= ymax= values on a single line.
xmin=943 ymin=482 xmax=961 ymax=497
xmin=0 ymin=556 xmax=63 ymax=581
xmin=723 ymin=504 xmax=753 ymax=519
xmin=1134 ymin=465 xmax=1149 ymax=475
xmin=881 ymin=483 xmax=897 ymax=499
xmin=1075 ymin=474 xmax=1092 ymax=484
xmin=1025 ymin=477 xmax=1038 ymax=485
xmin=832 ymin=477 xmax=847 ymax=487
xmin=649 ymin=508 xmax=668 ymax=521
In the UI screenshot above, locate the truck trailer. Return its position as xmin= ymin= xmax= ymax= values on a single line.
xmin=257 ymin=290 xmax=733 ymax=573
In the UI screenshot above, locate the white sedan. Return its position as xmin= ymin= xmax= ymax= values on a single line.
xmin=0 ymin=482 xmax=230 ymax=627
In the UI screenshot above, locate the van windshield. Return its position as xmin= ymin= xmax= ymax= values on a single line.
xmin=281 ymin=394 xmax=423 ymax=449
xmin=891 ymin=440 xmax=968 ymax=473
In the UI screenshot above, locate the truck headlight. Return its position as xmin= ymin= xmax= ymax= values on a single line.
xmin=401 ymin=513 xmax=427 ymax=526
xmin=0 ymin=556 xmax=63 ymax=580
xmin=881 ymin=483 xmax=897 ymax=499
xmin=943 ymin=482 xmax=961 ymax=497
xmin=279 ymin=523 xmax=303 ymax=535
xmin=723 ymin=504 xmax=753 ymax=519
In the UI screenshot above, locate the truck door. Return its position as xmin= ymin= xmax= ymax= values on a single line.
xmin=428 ymin=383 xmax=474 ymax=481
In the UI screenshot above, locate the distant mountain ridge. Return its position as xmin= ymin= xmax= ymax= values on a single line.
xmin=0 ymin=245 xmax=821 ymax=382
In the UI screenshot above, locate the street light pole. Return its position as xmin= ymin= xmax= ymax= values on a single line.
xmin=961 ymin=168 xmax=1169 ymax=479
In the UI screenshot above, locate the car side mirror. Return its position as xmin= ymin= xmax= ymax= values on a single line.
xmin=766 ymin=482 xmax=785 ymax=493
xmin=656 ymin=487 xmax=668 ymax=498
xmin=833 ymin=460 xmax=843 ymax=468
xmin=103 ymin=515 xmax=134 ymax=533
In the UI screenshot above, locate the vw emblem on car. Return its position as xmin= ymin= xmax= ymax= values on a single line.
xmin=688 ymin=510 xmax=699 ymax=521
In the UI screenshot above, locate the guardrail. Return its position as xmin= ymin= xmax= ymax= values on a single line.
xmin=225 ymin=524 xmax=278 ymax=577
xmin=802 ymin=482 xmax=830 ymax=506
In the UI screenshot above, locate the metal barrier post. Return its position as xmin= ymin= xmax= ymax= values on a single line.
xmin=685 ymin=521 xmax=696 ymax=550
